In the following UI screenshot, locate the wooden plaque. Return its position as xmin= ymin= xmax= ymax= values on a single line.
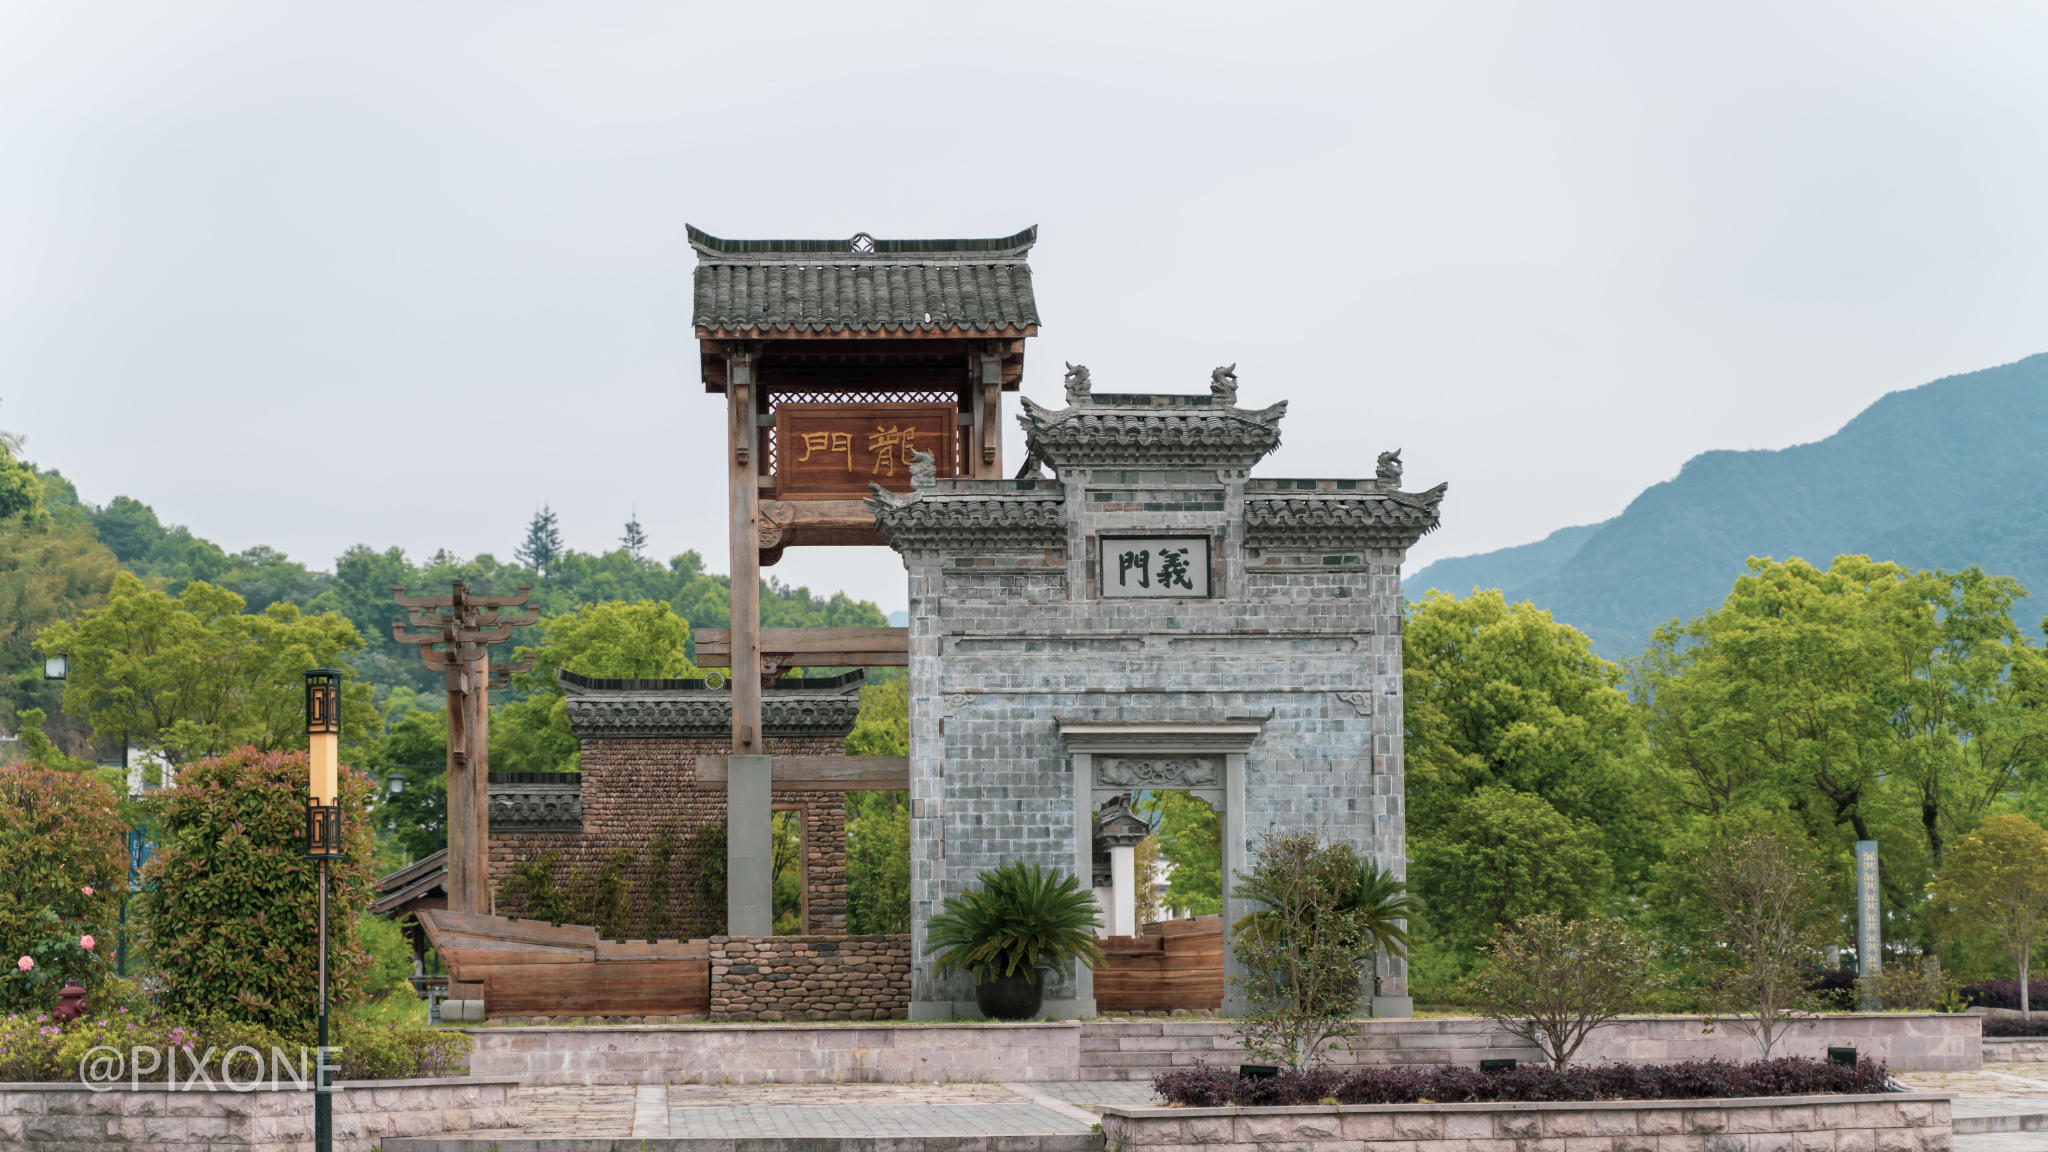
xmin=775 ymin=403 xmax=959 ymax=498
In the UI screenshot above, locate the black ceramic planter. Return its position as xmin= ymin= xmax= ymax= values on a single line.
xmin=975 ymin=970 xmax=1045 ymax=1020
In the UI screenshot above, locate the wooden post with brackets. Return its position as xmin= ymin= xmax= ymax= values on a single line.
xmin=391 ymin=581 xmax=538 ymax=916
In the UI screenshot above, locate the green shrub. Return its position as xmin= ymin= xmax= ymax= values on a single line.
xmin=334 ymin=1018 xmax=470 ymax=1079
xmin=925 ymin=862 xmax=1103 ymax=983
xmin=0 ymin=762 xmax=126 ymax=1014
xmin=136 ymin=747 xmax=378 ymax=1031
xmin=357 ymin=912 xmax=416 ymax=1001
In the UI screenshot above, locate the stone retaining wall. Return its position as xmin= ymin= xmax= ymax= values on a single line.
xmin=0 ymin=1076 xmax=520 ymax=1152
xmin=710 ymin=934 xmax=912 ymax=1021
xmin=463 ymin=1021 xmax=1080 ymax=1085
xmin=1084 ymin=1013 xmax=1981 ymax=1078
xmin=1983 ymin=1036 xmax=2048 ymax=1061
xmin=1099 ymin=1094 xmax=1953 ymax=1152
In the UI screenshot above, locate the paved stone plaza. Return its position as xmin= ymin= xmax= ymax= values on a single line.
xmin=370 ymin=1069 xmax=2048 ymax=1151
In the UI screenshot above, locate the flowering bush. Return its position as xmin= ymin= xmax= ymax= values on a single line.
xmin=0 ymin=1006 xmax=471 ymax=1082
xmin=0 ymin=763 xmax=125 ymax=1014
xmin=136 ymin=747 xmax=377 ymax=1032
xmin=1152 ymin=1057 xmax=1890 ymax=1107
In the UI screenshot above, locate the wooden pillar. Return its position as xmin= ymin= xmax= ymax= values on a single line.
xmin=443 ymin=664 xmax=484 ymax=915
xmin=470 ymin=652 xmax=492 ymax=913
xmin=727 ymin=348 xmax=762 ymax=753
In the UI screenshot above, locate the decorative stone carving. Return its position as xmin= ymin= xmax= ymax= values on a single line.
xmin=1376 ymin=449 xmax=1403 ymax=486
xmin=1209 ymin=363 xmax=1238 ymax=405
xmin=939 ymin=693 xmax=975 ymax=717
xmin=866 ymin=488 xmax=1067 ymax=551
xmin=1335 ymin=692 xmax=1373 ymax=716
xmin=908 ymin=447 xmax=938 ymax=492
xmin=1242 ymin=482 xmax=1448 ymax=550
xmin=564 ymin=692 xmax=862 ymax=740
xmin=1017 ymin=393 xmax=1288 ymax=470
xmin=1063 ymin=362 xmax=1092 ymax=405
xmin=1096 ymin=756 xmax=1221 ymax=789
xmin=488 ymin=774 xmax=583 ymax=833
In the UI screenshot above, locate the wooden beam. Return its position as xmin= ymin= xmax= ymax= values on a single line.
xmin=695 ymin=627 xmax=908 ymax=668
xmin=728 ymin=351 xmax=762 ymax=753
xmin=693 ymin=755 xmax=908 ymax=791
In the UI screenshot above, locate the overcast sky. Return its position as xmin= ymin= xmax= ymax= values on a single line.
xmin=5 ymin=2 xmax=2045 ymax=614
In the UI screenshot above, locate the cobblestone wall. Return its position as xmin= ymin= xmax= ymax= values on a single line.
xmin=488 ymin=734 xmax=850 ymax=937
xmin=710 ymin=934 xmax=912 ymax=1021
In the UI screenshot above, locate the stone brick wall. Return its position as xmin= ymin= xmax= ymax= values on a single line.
xmin=1982 ymin=1036 xmax=2048 ymax=1062
xmin=708 ymin=934 xmax=912 ymax=1021
xmin=461 ymin=1022 xmax=1081 ymax=1085
xmin=488 ymin=733 xmax=850 ymax=937
xmin=0 ymin=1077 xmax=520 ymax=1152
xmin=1081 ymin=1013 xmax=1982 ymax=1077
xmin=1099 ymin=1094 xmax=1953 ymax=1152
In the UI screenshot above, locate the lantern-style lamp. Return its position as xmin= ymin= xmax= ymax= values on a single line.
xmin=305 ymin=669 xmax=343 ymax=859
xmin=43 ymin=653 xmax=68 ymax=681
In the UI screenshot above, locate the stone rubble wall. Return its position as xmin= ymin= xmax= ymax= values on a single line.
xmin=462 ymin=1021 xmax=1081 ymax=1085
xmin=709 ymin=934 xmax=912 ymax=1021
xmin=1099 ymin=1094 xmax=1953 ymax=1152
xmin=0 ymin=1077 xmax=519 ymax=1152
xmin=1083 ymin=1014 xmax=1982 ymax=1077
xmin=1982 ymin=1036 xmax=2048 ymax=1061
xmin=487 ymin=734 xmax=850 ymax=936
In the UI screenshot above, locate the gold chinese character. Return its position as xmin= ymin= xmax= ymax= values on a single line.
xmin=867 ymin=425 xmax=919 ymax=476
xmin=797 ymin=431 xmax=853 ymax=471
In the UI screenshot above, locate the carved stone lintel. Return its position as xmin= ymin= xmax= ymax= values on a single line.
xmin=939 ymin=693 xmax=975 ymax=718
xmin=1335 ymin=692 xmax=1373 ymax=716
xmin=1096 ymin=756 xmax=1220 ymax=789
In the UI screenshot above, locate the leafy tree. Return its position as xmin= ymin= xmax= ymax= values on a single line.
xmin=0 ymin=515 xmax=117 ymax=736
xmin=493 ymin=599 xmax=698 ymax=773
xmin=1930 ymin=814 xmax=2048 ymax=1020
xmin=1230 ymin=831 xmax=1413 ymax=1069
xmin=371 ymin=700 xmax=449 ymax=864
xmin=516 ymin=505 xmax=563 ymax=577
xmin=1412 ymin=784 xmax=1612 ymax=951
xmin=771 ymin=809 xmax=804 ymax=933
xmin=1691 ymin=830 xmax=1834 ymax=1057
xmin=1636 ymin=556 xmax=2048 ymax=946
xmin=1462 ymin=910 xmax=1660 ymax=1069
xmin=0 ymin=422 xmax=44 ymax=525
xmin=1404 ymin=590 xmax=1653 ymax=898
xmin=845 ymin=676 xmax=908 ymax=755
xmin=1135 ymin=790 xmax=1222 ymax=917
xmin=621 ymin=514 xmax=647 ymax=560
xmin=137 ymin=747 xmax=378 ymax=1031
xmin=36 ymin=572 xmax=377 ymax=767
xmin=846 ymin=793 xmax=910 ymax=934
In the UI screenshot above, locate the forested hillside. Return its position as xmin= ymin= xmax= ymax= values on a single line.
xmin=4 ymin=451 xmax=886 ymax=765
xmin=1408 ymin=353 xmax=2048 ymax=656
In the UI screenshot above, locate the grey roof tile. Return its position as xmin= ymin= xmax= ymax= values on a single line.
xmin=689 ymin=225 xmax=1040 ymax=336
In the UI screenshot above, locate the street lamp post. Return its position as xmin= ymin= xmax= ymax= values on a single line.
xmin=304 ymin=669 xmax=343 ymax=1152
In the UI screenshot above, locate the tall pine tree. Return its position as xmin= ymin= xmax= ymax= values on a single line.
xmin=621 ymin=511 xmax=647 ymax=561
xmin=516 ymin=505 xmax=562 ymax=577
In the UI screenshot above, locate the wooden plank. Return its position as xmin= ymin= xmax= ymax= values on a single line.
xmin=755 ymin=500 xmax=887 ymax=551
xmin=775 ymin=403 xmax=959 ymax=498
xmin=481 ymin=959 xmax=710 ymax=1017
xmin=696 ymin=627 xmax=908 ymax=668
xmin=693 ymin=755 xmax=908 ymax=791
xmin=418 ymin=911 xmax=600 ymax=949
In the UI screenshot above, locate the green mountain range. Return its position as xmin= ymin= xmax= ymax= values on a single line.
xmin=1406 ymin=353 xmax=2048 ymax=658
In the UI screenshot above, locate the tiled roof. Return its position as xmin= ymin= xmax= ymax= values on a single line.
xmin=689 ymin=225 xmax=1040 ymax=336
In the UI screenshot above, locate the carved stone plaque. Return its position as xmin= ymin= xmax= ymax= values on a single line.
xmin=1096 ymin=755 xmax=1220 ymax=789
xmin=1098 ymin=535 xmax=1211 ymax=598
xmin=775 ymin=403 xmax=958 ymax=498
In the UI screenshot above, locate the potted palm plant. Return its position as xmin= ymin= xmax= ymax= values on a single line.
xmin=925 ymin=861 xmax=1105 ymax=1020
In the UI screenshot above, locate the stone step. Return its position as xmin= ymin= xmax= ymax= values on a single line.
xmin=386 ymin=1137 xmax=1104 ymax=1152
xmin=1955 ymin=1110 xmax=2048 ymax=1135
